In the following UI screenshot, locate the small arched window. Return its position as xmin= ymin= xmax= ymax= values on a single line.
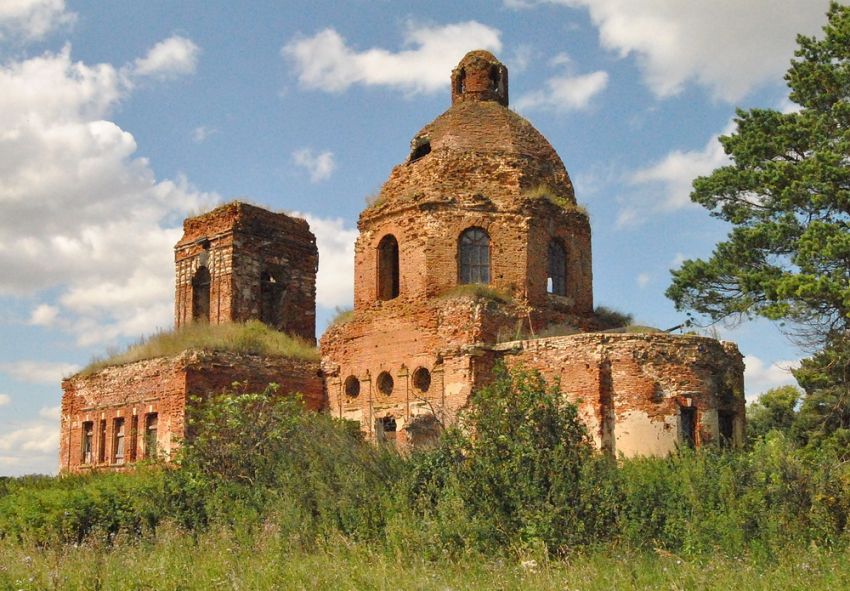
xmin=547 ymin=239 xmax=567 ymax=296
xmin=459 ymin=227 xmax=490 ymax=284
xmin=457 ymin=67 xmax=466 ymax=94
xmin=377 ymin=235 xmax=400 ymax=301
xmin=192 ymin=266 xmax=211 ymax=322
xmin=489 ymin=65 xmax=500 ymax=90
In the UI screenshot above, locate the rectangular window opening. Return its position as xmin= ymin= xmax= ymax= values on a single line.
xmin=81 ymin=421 xmax=94 ymax=464
xmin=680 ymin=407 xmax=696 ymax=448
xmin=113 ymin=418 xmax=126 ymax=465
xmin=145 ymin=413 xmax=159 ymax=458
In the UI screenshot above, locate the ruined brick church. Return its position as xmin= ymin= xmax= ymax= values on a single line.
xmin=60 ymin=51 xmax=745 ymax=473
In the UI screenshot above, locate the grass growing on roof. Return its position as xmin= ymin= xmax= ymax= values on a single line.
xmin=438 ymin=284 xmax=511 ymax=304
xmin=80 ymin=320 xmax=318 ymax=375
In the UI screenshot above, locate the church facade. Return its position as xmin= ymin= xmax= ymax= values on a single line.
xmin=59 ymin=51 xmax=745 ymax=473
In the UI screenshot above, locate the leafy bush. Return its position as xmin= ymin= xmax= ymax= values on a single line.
xmin=401 ymin=365 xmax=620 ymax=554
xmin=594 ymin=306 xmax=633 ymax=329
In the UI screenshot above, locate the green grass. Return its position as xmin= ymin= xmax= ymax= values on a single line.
xmin=326 ymin=306 xmax=354 ymax=328
xmin=80 ymin=321 xmax=318 ymax=375
xmin=1 ymin=528 xmax=847 ymax=591
xmin=438 ymin=284 xmax=511 ymax=304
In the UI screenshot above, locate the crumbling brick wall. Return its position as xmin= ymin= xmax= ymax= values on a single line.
xmin=491 ymin=333 xmax=746 ymax=456
xmin=60 ymin=350 xmax=324 ymax=473
xmin=174 ymin=202 xmax=318 ymax=342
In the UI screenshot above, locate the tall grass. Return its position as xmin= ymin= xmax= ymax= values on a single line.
xmin=80 ymin=321 xmax=318 ymax=375
xmin=2 ymin=368 xmax=850 ymax=588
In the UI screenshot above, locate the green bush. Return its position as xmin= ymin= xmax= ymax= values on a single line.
xmin=401 ymin=365 xmax=620 ymax=554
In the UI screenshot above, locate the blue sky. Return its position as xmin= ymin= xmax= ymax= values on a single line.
xmin=0 ymin=0 xmax=835 ymax=475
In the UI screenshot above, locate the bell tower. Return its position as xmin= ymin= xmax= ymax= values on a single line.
xmin=174 ymin=201 xmax=319 ymax=342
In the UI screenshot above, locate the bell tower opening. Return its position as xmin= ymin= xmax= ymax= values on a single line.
xmin=191 ymin=266 xmax=211 ymax=322
xmin=451 ymin=50 xmax=508 ymax=106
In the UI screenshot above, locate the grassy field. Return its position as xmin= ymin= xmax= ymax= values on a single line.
xmin=2 ymin=525 xmax=848 ymax=591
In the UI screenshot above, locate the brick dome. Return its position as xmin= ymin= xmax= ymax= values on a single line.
xmin=365 ymin=51 xmax=576 ymax=217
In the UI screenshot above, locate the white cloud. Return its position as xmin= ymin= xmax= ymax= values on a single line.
xmin=617 ymin=123 xmax=731 ymax=227
xmin=301 ymin=214 xmax=357 ymax=309
xmin=515 ymin=66 xmax=608 ymax=113
xmin=0 ymin=421 xmax=59 ymax=475
xmin=283 ymin=21 xmax=502 ymax=94
xmin=0 ymin=360 xmax=80 ymax=384
xmin=293 ymin=148 xmax=336 ymax=183
xmin=636 ymin=272 xmax=650 ymax=288
xmin=29 ymin=303 xmax=59 ymax=326
xmin=0 ymin=44 xmax=218 ymax=346
xmin=0 ymin=0 xmax=76 ymax=42
xmin=0 ymin=394 xmax=10 ymax=406
xmin=132 ymin=35 xmax=200 ymax=80
xmin=39 ymin=405 xmax=60 ymax=420
xmin=744 ymin=355 xmax=801 ymax=400
xmin=507 ymin=0 xmax=831 ymax=102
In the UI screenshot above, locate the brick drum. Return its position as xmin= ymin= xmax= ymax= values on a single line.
xmin=322 ymin=50 xmax=746 ymax=452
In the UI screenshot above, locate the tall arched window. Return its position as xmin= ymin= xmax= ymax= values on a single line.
xmin=260 ymin=270 xmax=286 ymax=327
xmin=192 ymin=266 xmax=211 ymax=322
xmin=459 ymin=227 xmax=490 ymax=284
xmin=547 ymin=239 xmax=567 ymax=296
xmin=377 ymin=234 xmax=400 ymax=300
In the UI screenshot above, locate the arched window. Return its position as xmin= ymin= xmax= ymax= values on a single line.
xmin=260 ymin=270 xmax=286 ymax=328
xmin=489 ymin=65 xmax=500 ymax=90
xmin=459 ymin=227 xmax=490 ymax=284
xmin=456 ymin=67 xmax=466 ymax=94
xmin=192 ymin=266 xmax=211 ymax=322
xmin=547 ymin=239 xmax=567 ymax=296
xmin=377 ymin=235 xmax=400 ymax=301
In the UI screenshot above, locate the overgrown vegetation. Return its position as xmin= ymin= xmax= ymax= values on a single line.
xmin=327 ymin=306 xmax=354 ymax=328
xmin=80 ymin=321 xmax=318 ymax=375
xmin=438 ymin=283 xmax=512 ymax=304
xmin=594 ymin=305 xmax=634 ymax=329
xmin=521 ymin=184 xmax=588 ymax=214
xmin=3 ymin=367 xmax=850 ymax=584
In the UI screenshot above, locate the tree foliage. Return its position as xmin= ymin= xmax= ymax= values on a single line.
xmin=666 ymin=2 xmax=850 ymax=344
xmin=666 ymin=3 xmax=850 ymax=445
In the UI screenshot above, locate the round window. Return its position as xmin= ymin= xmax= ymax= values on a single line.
xmin=412 ymin=367 xmax=431 ymax=393
xmin=344 ymin=375 xmax=360 ymax=398
xmin=376 ymin=371 xmax=394 ymax=396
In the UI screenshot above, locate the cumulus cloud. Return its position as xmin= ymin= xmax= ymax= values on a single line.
xmin=617 ymin=123 xmax=731 ymax=227
xmin=0 ymin=0 xmax=76 ymax=42
xmin=0 ymin=44 xmax=217 ymax=346
xmin=132 ymin=35 xmax=200 ymax=80
xmin=0 ymin=394 xmax=10 ymax=406
xmin=507 ymin=0 xmax=830 ymax=102
xmin=29 ymin=303 xmax=59 ymax=327
xmin=301 ymin=214 xmax=357 ymax=309
xmin=293 ymin=148 xmax=336 ymax=183
xmin=283 ymin=21 xmax=502 ymax=94
xmin=0 ymin=360 xmax=80 ymax=384
xmin=0 ymin=420 xmax=59 ymax=475
xmin=744 ymin=355 xmax=801 ymax=400
xmin=515 ymin=53 xmax=608 ymax=112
